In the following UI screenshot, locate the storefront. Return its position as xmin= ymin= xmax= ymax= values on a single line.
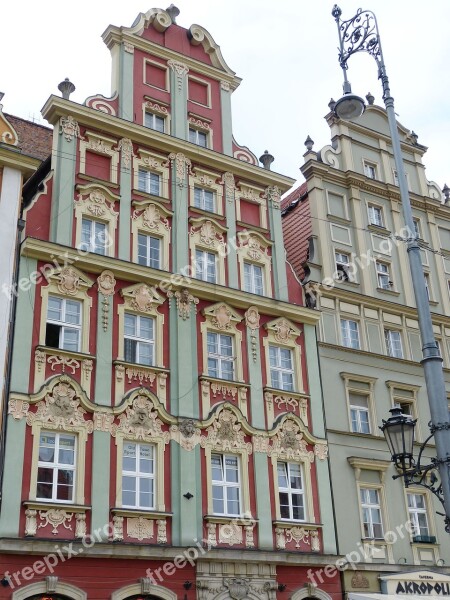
xmin=348 ymin=571 xmax=450 ymax=600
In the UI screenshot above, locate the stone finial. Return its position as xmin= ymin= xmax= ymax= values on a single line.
xmin=366 ymin=92 xmax=375 ymax=105
xmin=328 ymin=98 xmax=336 ymax=112
xmin=166 ymin=4 xmax=180 ymax=23
xmin=304 ymin=135 xmax=314 ymax=151
xmin=443 ymin=183 xmax=450 ymax=203
xmin=0 ymin=91 xmax=4 ymax=103
xmin=58 ymin=78 xmax=75 ymax=100
xmin=259 ymin=150 xmax=274 ymax=170
xmin=410 ymin=130 xmax=418 ymax=145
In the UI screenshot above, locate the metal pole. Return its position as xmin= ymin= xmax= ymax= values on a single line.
xmin=333 ymin=6 xmax=450 ymax=530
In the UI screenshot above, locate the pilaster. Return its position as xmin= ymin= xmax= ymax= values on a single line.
xmin=90 ymin=430 xmax=111 ymax=538
xmin=51 ymin=118 xmax=77 ymax=245
xmin=266 ymin=186 xmax=288 ymax=301
xmin=168 ymin=61 xmax=189 ymax=140
xmin=118 ymin=43 xmax=134 ymax=121
xmin=117 ymin=139 xmax=133 ymax=261
xmin=220 ymin=82 xmax=233 ymax=156
xmin=223 ymin=172 xmax=238 ymax=288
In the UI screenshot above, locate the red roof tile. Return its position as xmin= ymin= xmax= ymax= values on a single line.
xmin=5 ymin=114 xmax=53 ymax=162
xmin=281 ymin=182 xmax=311 ymax=281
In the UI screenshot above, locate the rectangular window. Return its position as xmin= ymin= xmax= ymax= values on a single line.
xmin=350 ymin=393 xmax=371 ymax=434
xmin=385 ymin=329 xmax=403 ymax=358
xmin=124 ymin=314 xmax=155 ymax=366
xmin=207 ymin=332 xmax=234 ymax=381
xmin=424 ymin=273 xmax=431 ymax=300
xmin=335 ymin=251 xmax=351 ymax=281
xmin=46 ymin=296 xmax=81 ymax=352
xmin=195 ymin=249 xmax=217 ymax=283
xmin=122 ymin=442 xmax=155 ymax=509
xmin=37 ymin=432 xmax=76 ymax=503
xmin=80 ymin=217 xmax=107 ymax=255
xmin=407 ymin=493 xmax=430 ymax=538
xmin=144 ymin=112 xmax=165 ymax=133
xmin=194 ymin=187 xmax=215 ymax=212
xmin=211 ymin=453 xmax=241 ymax=516
xmin=360 ymin=487 xmax=384 ymax=539
xmin=138 ymin=169 xmax=161 ymax=196
xmin=269 ymin=345 xmax=294 ymax=391
xmin=244 ymin=262 xmax=264 ymax=295
xmin=277 ymin=462 xmax=306 ymax=521
xmin=364 ymin=163 xmax=377 ymax=179
xmin=413 ymin=218 xmax=421 ymax=239
xmin=189 ymin=128 xmax=207 ymax=147
xmin=376 ymin=261 xmax=392 ymax=289
xmin=341 ymin=319 xmax=360 ymax=349
xmin=138 ymin=233 xmax=161 ymax=269
xmin=368 ymin=205 xmax=384 ymax=227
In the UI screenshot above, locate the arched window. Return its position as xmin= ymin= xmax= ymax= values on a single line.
xmin=27 ymin=595 xmax=73 ymax=600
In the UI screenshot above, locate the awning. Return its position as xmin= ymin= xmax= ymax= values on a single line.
xmin=349 ymin=594 xmax=428 ymax=600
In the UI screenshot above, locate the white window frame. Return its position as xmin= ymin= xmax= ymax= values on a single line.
xmin=277 ymin=461 xmax=306 ymax=522
xmin=243 ymin=262 xmax=264 ymax=295
xmin=341 ymin=319 xmax=360 ymax=349
xmin=269 ymin=345 xmax=295 ymax=392
xmin=189 ymin=127 xmax=208 ymax=148
xmin=376 ymin=261 xmax=392 ymax=290
xmin=46 ymin=296 xmax=82 ymax=353
xmin=121 ymin=441 xmax=156 ymax=510
xmin=138 ymin=168 xmax=161 ymax=196
xmin=207 ymin=332 xmax=235 ymax=381
xmin=363 ymin=161 xmax=377 ymax=180
xmin=385 ymin=329 xmax=404 ymax=358
xmin=144 ymin=111 xmax=165 ymax=133
xmin=124 ymin=313 xmax=155 ymax=366
xmin=368 ymin=204 xmax=384 ymax=227
xmin=335 ymin=251 xmax=352 ymax=282
xmin=37 ymin=431 xmax=76 ymax=504
xmin=137 ymin=233 xmax=161 ymax=269
xmin=80 ymin=217 xmax=108 ymax=255
xmin=195 ymin=248 xmax=217 ymax=283
xmin=360 ymin=486 xmax=384 ymax=539
xmin=349 ymin=394 xmax=371 ymax=434
xmin=407 ymin=491 xmax=431 ymax=539
xmin=211 ymin=453 xmax=241 ymax=517
xmin=194 ymin=186 xmax=215 ymax=212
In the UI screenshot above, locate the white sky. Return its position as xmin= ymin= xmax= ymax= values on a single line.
xmin=2 ymin=1 xmax=449 ymax=191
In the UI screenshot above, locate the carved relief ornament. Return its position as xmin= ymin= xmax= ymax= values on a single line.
xmin=120 ymin=283 xmax=164 ymax=314
xmin=168 ymin=152 xmax=192 ymax=188
xmin=59 ymin=116 xmax=82 ymax=142
xmin=111 ymin=394 xmax=170 ymax=444
xmin=167 ymin=288 xmax=199 ymax=320
xmin=132 ymin=203 xmax=170 ymax=232
xmin=200 ymin=407 xmax=252 ymax=454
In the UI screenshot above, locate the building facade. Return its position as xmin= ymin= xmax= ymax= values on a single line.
xmin=282 ymin=97 xmax=450 ymax=595
xmin=0 ymin=8 xmax=340 ymax=600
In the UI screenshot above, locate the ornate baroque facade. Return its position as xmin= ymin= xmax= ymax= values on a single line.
xmin=0 ymin=7 xmax=340 ymax=600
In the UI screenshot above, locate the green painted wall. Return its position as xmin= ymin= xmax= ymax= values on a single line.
xmin=268 ymin=199 xmax=288 ymax=301
xmin=220 ymin=87 xmax=233 ymax=156
xmin=90 ymin=431 xmax=110 ymax=538
xmin=94 ymin=296 xmax=113 ymax=407
xmin=171 ymin=443 xmax=202 ymax=546
xmin=0 ymin=418 xmax=25 ymax=536
xmin=51 ymin=129 xmax=76 ymax=246
xmin=118 ymin=159 xmax=132 ymax=261
xmin=253 ymin=452 xmax=273 ymax=549
xmin=246 ymin=328 xmax=264 ymax=428
xmin=170 ymin=68 xmax=188 ymax=140
xmin=225 ymin=182 xmax=238 ymax=288
xmin=118 ymin=46 xmax=134 ymax=121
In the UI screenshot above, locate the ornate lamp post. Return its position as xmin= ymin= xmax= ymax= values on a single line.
xmin=331 ymin=5 xmax=450 ymax=531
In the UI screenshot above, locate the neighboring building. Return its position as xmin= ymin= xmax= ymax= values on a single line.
xmin=282 ymin=97 xmax=450 ymax=595
xmin=0 ymin=103 xmax=52 ymax=455
xmin=0 ymin=7 xmax=341 ymax=600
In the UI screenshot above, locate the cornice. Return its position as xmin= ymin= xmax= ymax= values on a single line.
xmin=41 ymin=97 xmax=294 ymax=191
xmin=102 ymin=28 xmax=241 ymax=90
xmin=21 ymin=237 xmax=320 ymax=325
xmin=0 ymin=145 xmax=42 ymax=174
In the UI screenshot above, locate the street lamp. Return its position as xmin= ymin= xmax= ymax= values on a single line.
xmin=331 ymin=5 xmax=450 ymax=532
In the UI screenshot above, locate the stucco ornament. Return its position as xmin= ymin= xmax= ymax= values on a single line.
xmin=168 ymin=152 xmax=192 ymax=188
xmin=113 ymin=515 xmax=124 ymax=541
xmin=112 ymin=394 xmax=170 ymax=444
xmin=246 ymin=236 xmax=264 ymax=260
xmin=274 ymin=318 xmax=293 ymax=343
xmin=39 ymin=509 xmax=73 ymax=535
xmin=167 ymin=60 xmax=189 ymax=91
xmin=264 ymin=185 xmax=281 ymax=209
xmin=221 ymin=171 xmax=236 ymax=203
xmin=97 ymin=270 xmax=116 ymax=332
xmin=201 ymin=408 xmax=252 ymax=454
xmin=127 ymin=516 xmax=154 ymax=541
xmin=117 ymin=137 xmax=134 ymax=168
xmin=135 ymin=203 xmax=170 ymax=232
xmin=224 ymin=578 xmax=250 ymax=600
xmin=57 ymin=267 xmax=80 ymax=296
xmin=167 ymin=288 xmax=199 ymax=320
xmin=26 ymin=377 xmax=93 ymax=432
xmin=75 ymin=513 xmax=87 ymax=538
xmin=25 ymin=509 xmax=37 ymax=536
xmin=8 ymin=398 xmax=30 ymax=420
xmin=200 ymin=221 xmax=221 ymax=247
xmin=212 ymin=304 xmax=232 ymax=330
xmin=157 ymin=519 xmax=167 ymax=544
xmin=285 ymin=526 xmax=310 ymax=548
xmin=268 ymin=418 xmax=314 ymax=462
xmin=59 ymin=115 xmax=82 ymax=142
xmin=131 ymin=285 xmax=155 ymax=313
xmin=245 ymin=306 xmax=260 ymax=364
xmin=314 ymin=442 xmax=328 ymax=461
xmin=170 ymin=419 xmax=201 ymax=451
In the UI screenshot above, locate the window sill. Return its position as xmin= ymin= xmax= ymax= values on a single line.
xmin=368 ymin=224 xmax=390 ymax=235
xmin=24 ymin=501 xmax=91 ymax=512
xmin=376 ymin=287 xmax=401 ymax=296
xmin=326 ymin=214 xmax=352 ymax=225
xmin=204 ymin=514 xmax=256 ymax=525
xmin=236 ymin=220 xmax=269 ymax=235
xmin=263 ymin=386 xmax=308 ymax=398
xmin=200 ymin=375 xmax=248 ymax=389
xmin=273 ymin=520 xmax=321 ymax=529
xmin=36 ymin=345 xmax=96 ymax=363
xmin=111 ymin=508 xmax=172 ymax=519
xmin=189 ymin=206 xmax=225 ymax=220
xmin=77 ymin=173 xmax=118 ymax=189
xmin=132 ymin=189 xmax=170 ymax=205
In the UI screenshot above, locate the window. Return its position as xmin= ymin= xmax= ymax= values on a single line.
xmin=393 ymin=170 xmax=399 ymax=186
xmin=407 ymin=493 xmax=430 ymax=539
xmin=144 ymin=111 xmax=165 ymax=133
xmin=122 ymin=442 xmax=155 ymax=509
xmin=124 ymin=314 xmax=155 ymax=366
xmin=189 ymin=128 xmax=207 ymax=147
xmin=335 ymin=251 xmax=351 ymax=281
xmin=138 ymin=169 xmax=160 ymax=196
xmin=360 ymin=487 xmax=384 ymax=539
xmin=385 ymin=329 xmax=403 ymax=358
xmin=376 ymin=261 xmax=392 ymax=289
xmin=364 ymin=162 xmax=377 ymax=179
xmin=211 ymin=453 xmax=241 ymax=516
xmin=368 ymin=205 xmax=384 ymax=227
xmin=37 ymin=432 xmax=76 ymax=503
xmin=207 ymin=332 xmax=234 ymax=381
xmin=277 ymin=462 xmax=306 ymax=521
xmin=195 ymin=249 xmax=217 ymax=283
xmin=194 ymin=187 xmax=215 ymax=212
xmin=341 ymin=319 xmax=360 ymax=349
xmin=45 ymin=296 xmax=81 ymax=352
xmin=424 ymin=273 xmax=431 ymax=300
xmin=413 ymin=218 xmax=421 ymax=239
xmin=137 ymin=234 xmax=161 ymax=269
xmin=350 ymin=394 xmax=371 ymax=434
xmin=80 ymin=217 xmax=107 ymax=255
xmin=244 ymin=262 xmax=264 ymax=295
xmin=269 ymin=345 xmax=294 ymax=391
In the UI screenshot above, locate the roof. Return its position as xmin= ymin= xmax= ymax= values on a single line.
xmin=4 ymin=114 xmax=52 ymax=161
xmin=281 ymin=182 xmax=311 ymax=281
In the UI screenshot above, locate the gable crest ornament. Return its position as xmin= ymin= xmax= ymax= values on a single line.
xmin=201 ymin=408 xmax=252 ymax=454
xmin=132 ymin=285 xmax=156 ymax=313
xmin=133 ymin=203 xmax=170 ymax=232
xmin=57 ymin=267 xmax=80 ymax=296
xmin=112 ymin=394 xmax=170 ymax=443
xmin=224 ymin=578 xmax=250 ymax=600
xmin=268 ymin=418 xmax=314 ymax=462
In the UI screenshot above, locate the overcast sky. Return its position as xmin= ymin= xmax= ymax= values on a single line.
xmin=2 ymin=1 xmax=449 ymax=192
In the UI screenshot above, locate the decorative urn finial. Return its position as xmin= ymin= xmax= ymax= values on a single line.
xmin=166 ymin=4 xmax=180 ymax=23
xmin=58 ymin=78 xmax=75 ymax=100
xmin=259 ymin=150 xmax=274 ymax=170
xmin=366 ymin=92 xmax=375 ymax=105
xmin=304 ymin=136 xmax=314 ymax=152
